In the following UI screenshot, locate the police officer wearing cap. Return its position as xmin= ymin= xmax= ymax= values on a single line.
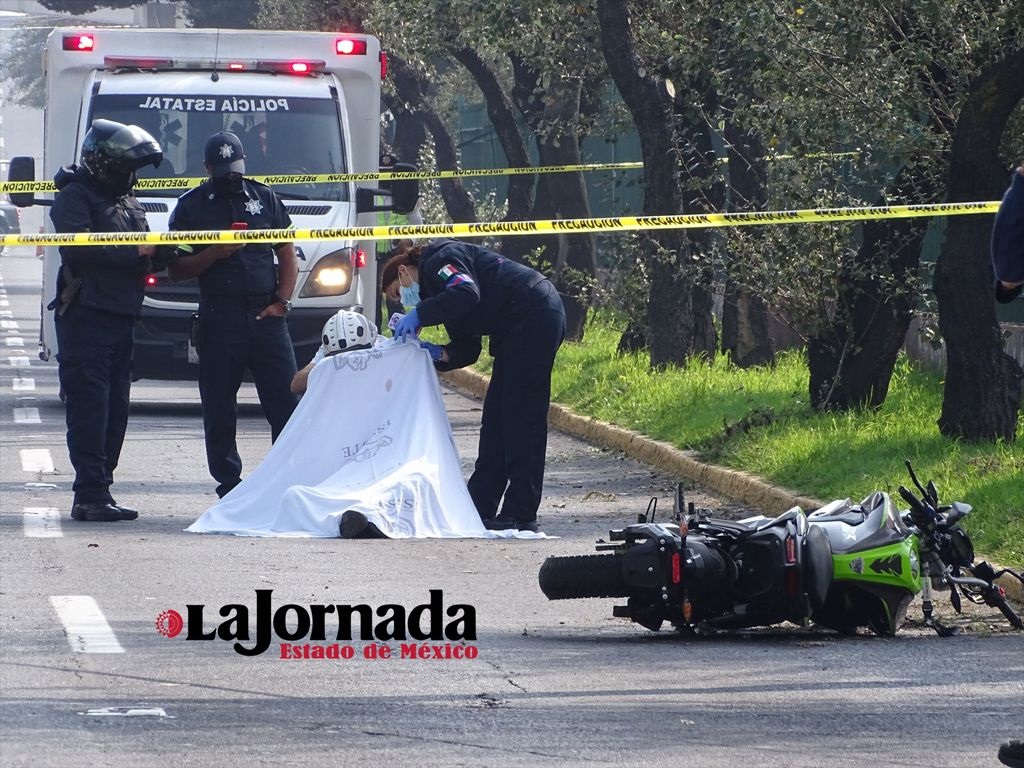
xmin=49 ymin=119 xmax=163 ymax=522
xmin=167 ymin=131 xmax=299 ymax=498
xmin=381 ymin=240 xmax=566 ymax=533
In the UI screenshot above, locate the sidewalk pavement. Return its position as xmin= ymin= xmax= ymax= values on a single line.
xmin=440 ymin=367 xmax=1023 ymax=608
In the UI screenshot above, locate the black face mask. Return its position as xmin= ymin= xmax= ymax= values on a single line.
xmin=211 ymin=173 xmax=244 ymax=197
xmin=91 ymin=167 xmax=137 ymax=197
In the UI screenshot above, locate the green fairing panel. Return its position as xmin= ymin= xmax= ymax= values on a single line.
xmin=831 ymin=539 xmax=920 ymax=594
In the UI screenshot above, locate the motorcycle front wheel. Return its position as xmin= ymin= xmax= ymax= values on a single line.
xmin=539 ymin=555 xmax=629 ymax=600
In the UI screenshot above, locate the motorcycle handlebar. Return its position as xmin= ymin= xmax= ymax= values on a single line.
xmin=949 ymin=569 xmax=1024 ymax=630
xmin=994 ymin=596 xmax=1024 ymax=629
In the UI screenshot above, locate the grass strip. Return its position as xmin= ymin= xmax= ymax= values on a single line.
xmin=440 ymin=316 xmax=1022 ymax=565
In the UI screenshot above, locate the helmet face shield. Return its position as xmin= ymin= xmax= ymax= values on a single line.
xmin=102 ymin=123 xmax=164 ymax=169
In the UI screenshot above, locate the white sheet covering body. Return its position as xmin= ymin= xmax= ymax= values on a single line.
xmin=187 ymin=340 xmax=531 ymax=538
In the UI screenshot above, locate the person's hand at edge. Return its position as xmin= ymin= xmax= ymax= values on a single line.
xmin=420 ymin=341 xmax=444 ymax=361
xmin=393 ymin=308 xmax=420 ymax=338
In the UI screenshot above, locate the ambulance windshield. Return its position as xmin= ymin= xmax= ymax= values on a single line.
xmin=88 ymin=93 xmax=349 ymax=201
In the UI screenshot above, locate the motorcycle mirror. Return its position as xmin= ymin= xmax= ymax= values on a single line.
xmin=946 ymin=502 xmax=971 ymax=524
xmin=926 ymin=480 xmax=938 ymax=505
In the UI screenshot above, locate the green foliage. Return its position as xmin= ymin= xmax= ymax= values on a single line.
xmin=536 ymin=315 xmax=1023 ymax=563
xmin=1 ymin=28 xmax=50 ymax=109
xmin=605 ymin=0 xmax=1021 ymax=345
xmin=0 ymin=0 xmax=261 ymax=108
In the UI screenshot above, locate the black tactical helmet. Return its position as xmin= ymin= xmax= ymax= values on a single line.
xmin=81 ymin=119 xmax=163 ymax=194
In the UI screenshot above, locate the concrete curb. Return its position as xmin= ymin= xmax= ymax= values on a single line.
xmin=441 ymin=368 xmax=825 ymax=514
xmin=439 ymin=366 xmax=1023 ymax=609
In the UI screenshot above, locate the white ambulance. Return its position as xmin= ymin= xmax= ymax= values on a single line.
xmin=9 ymin=27 xmax=416 ymax=379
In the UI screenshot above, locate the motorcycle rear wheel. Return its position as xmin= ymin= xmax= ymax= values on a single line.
xmin=539 ymin=555 xmax=629 ymax=600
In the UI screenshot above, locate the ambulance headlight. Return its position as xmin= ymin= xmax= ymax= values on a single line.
xmin=299 ymin=248 xmax=353 ymax=297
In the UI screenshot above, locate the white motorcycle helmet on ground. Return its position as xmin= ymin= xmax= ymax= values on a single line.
xmin=321 ymin=310 xmax=378 ymax=355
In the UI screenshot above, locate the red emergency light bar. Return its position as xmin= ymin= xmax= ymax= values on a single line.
xmin=62 ymin=33 xmax=95 ymax=51
xmin=101 ymin=55 xmax=326 ymax=75
xmin=335 ymin=38 xmax=368 ymax=56
xmin=255 ymin=59 xmax=327 ymax=75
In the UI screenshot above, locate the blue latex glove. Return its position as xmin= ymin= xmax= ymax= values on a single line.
xmin=393 ymin=308 xmax=420 ymax=339
xmin=420 ymin=341 xmax=443 ymax=361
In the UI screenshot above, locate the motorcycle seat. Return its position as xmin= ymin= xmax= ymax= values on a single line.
xmin=808 ymin=510 xmax=865 ymax=527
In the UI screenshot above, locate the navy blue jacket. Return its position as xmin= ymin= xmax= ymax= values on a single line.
xmin=168 ymin=178 xmax=292 ymax=298
xmin=414 ymin=240 xmax=548 ymax=369
xmin=992 ymin=170 xmax=1024 ymax=304
xmin=49 ymin=165 xmax=151 ymax=317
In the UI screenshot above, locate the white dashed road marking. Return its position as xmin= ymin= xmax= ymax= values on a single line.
xmin=19 ymin=448 xmax=54 ymax=472
xmin=23 ymin=508 xmax=62 ymax=538
xmin=12 ymin=378 xmax=35 ymax=391
xmin=5 ymin=336 xmax=24 ymax=347
xmin=13 ymin=407 xmax=41 ymax=424
xmin=7 ymin=356 xmax=30 ymax=367
xmin=49 ymin=596 xmax=125 ymax=654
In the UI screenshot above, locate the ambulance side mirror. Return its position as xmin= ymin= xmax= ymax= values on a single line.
xmin=382 ymin=162 xmax=420 ymax=215
xmin=355 ymin=161 xmax=420 ymax=215
xmin=7 ymin=156 xmax=51 ymax=208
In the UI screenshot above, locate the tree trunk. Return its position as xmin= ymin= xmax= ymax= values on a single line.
xmin=807 ymin=165 xmax=932 ymax=410
xmin=933 ymin=51 xmax=1024 ymax=441
xmin=537 ymin=76 xmax=596 ymax=342
xmin=382 ymin=93 xmax=427 ymax=169
xmin=388 ymin=54 xmax=476 ymax=223
xmin=672 ymin=82 xmax=720 ymax=359
xmin=597 ymin=0 xmax=697 ymax=368
xmin=453 ymin=47 xmax=535 ymax=225
xmin=721 ymin=116 xmax=775 ymax=368
xmin=501 ymin=55 xmax=557 ymax=265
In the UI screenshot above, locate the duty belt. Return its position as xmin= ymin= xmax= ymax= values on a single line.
xmin=201 ymin=293 xmax=276 ymax=308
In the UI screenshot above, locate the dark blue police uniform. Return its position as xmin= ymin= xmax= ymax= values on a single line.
xmin=993 ymin=169 xmax=1024 ymax=303
xmin=415 ymin=240 xmax=566 ymax=525
xmin=168 ymin=177 xmax=298 ymax=497
xmin=49 ymin=165 xmax=150 ymax=508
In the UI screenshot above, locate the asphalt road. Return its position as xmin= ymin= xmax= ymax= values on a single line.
xmin=1 ymin=246 xmax=1021 ymax=768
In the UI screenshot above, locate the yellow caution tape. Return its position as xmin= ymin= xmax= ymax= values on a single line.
xmin=0 ymin=151 xmax=862 ymax=193
xmin=0 ymin=163 xmax=644 ymax=193
xmin=0 ymin=201 xmax=998 ymax=248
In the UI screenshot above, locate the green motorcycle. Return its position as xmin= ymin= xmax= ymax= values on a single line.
xmin=539 ymin=461 xmax=1023 ymax=636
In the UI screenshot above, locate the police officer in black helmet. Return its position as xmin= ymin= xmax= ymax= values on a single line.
xmin=167 ymin=131 xmax=299 ymax=498
xmin=49 ymin=118 xmax=163 ymax=522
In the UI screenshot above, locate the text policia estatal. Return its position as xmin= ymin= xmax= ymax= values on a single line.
xmin=157 ymin=589 xmax=478 ymax=659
